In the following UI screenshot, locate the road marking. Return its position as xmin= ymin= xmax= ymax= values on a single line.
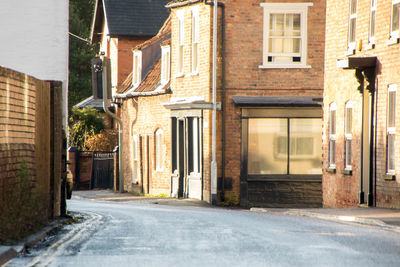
xmin=27 ymin=212 xmax=103 ymax=267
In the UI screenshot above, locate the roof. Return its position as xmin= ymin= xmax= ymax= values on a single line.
xmin=74 ymin=96 xmax=104 ymax=110
xmin=166 ymin=0 xmax=202 ymax=8
xmin=116 ymin=16 xmax=171 ymax=98
xmin=232 ymin=96 xmax=322 ymax=107
xmin=91 ymin=0 xmax=170 ymax=43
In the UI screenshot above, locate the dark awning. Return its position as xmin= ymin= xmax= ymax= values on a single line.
xmin=232 ymin=96 xmax=322 ymax=107
xmin=336 ymin=56 xmax=377 ymax=69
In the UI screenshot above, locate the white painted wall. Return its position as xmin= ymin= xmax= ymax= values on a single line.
xmin=0 ymin=0 xmax=69 ymax=128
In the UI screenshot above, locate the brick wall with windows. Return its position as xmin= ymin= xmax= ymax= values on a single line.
xmin=119 ymin=94 xmax=172 ymax=195
xmin=220 ymin=0 xmax=325 ymax=204
xmin=324 ymin=0 xmax=400 ymax=208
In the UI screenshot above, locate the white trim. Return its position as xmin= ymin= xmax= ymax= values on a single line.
xmin=368 ymin=0 xmax=377 ymax=45
xmin=390 ymin=0 xmax=400 ymax=40
xmin=260 ymin=3 xmax=312 ymax=69
xmin=344 ymin=101 xmax=353 ymax=170
xmin=191 ymin=6 xmax=199 ymax=74
xmin=348 ymin=0 xmax=357 ymax=51
xmin=329 ymin=102 xmax=337 ymax=168
xmin=161 ymin=45 xmax=171 ymax=85
xmin=155 ymin=128 xmax=164 ymax=172
xmin=177 ymin=9 xmax=184 ymax=76
xmin=132 ymin=135 xmax=138 ymax=184
xmin=132 ymin=50 xmax=142 ymax=89
xmin=387 ymin=84 xmax=397 ymax=173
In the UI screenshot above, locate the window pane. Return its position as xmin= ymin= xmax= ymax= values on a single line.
xmin=270 ymin=14 xmax=284 ymax=36
xmin=345 ymin=139 xmax=352 ymax=168
xmin=388 ymin=91 xmax=396 ymax=128
xmin=269 ymin=38 xmax=284 ymax=53
xmin=388 ymin=134 xmax=395 ymax=171
xmin=349 ymin=18 xmax=356 ymax=43
xmin=370 ymin=10 xmax=375 ymax=39
xmin=330 ymin=109 xmax=336 ymax=135
xmin=350 ymin=0 xmax=357 ymax=15
xmin=286 ymin=14 xmax=301 ymax=36
xmin=392 ymin=3 xmax=400 ymax=33
xmin=289 ymin=119 xmax=322 ymax=175
xmin=248 ymin=119 xmax=287 ymax=175
xmin=329 ymin=140 xmax=336 ymax=166
xmin=345 ymin=107 xmax=352 ymax=134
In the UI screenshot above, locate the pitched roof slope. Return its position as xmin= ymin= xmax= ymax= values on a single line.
xmin=92 ymin=0 xmax=170 ymax=42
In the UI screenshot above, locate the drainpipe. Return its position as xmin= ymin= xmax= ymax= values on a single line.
xmin=220 ymin=2 xmax=226 ymax=202
xmin=210 ymin=0 xmax=218 ymax=205
xmin=101 ymin=56 xmax=124 ymax=193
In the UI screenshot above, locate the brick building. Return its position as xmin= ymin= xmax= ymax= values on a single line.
xmin=115 ymin=18 xmax=172 ymax=195
xmin=101 ymin=0 xmax=326 ymax=207
xmin=323 ymin=0 xmax=400 ymax=208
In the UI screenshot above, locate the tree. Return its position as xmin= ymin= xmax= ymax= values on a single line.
xmin=69 ymin=0 xmax=98 ymax=112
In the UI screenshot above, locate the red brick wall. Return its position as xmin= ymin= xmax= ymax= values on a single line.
xmin=221 ymin=0 xmax=326 ymax=202
xmin=323 ymin=0 xmax=400 ymax=208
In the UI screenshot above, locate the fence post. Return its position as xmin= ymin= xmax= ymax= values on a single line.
xmin=113 ymin=146 xmax=119 ymax=192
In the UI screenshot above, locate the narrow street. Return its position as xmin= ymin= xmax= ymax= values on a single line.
xmin=6 ymin=195 xmax=400 ymax=267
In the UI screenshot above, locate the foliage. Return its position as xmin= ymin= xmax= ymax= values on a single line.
xmin=0 ymin=161 xmax=46 ymax=243
xmin=85 ymin=129 xmax=118 ymax=151
xmin=69 ymin=0 xmax=98 ymax=112
xmin=68 ymin=107 xmax=105 ymax=150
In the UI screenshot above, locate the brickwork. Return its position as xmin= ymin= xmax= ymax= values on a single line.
xmin=221 ymin=0 xmax=325 ymax=202
xmin=324 ymin=0 xmax=400 ymax=208
xmin=119 ymin=95 xmax=172 ymax=195
xmin=0 ymin=66 xmax=63 ymax=218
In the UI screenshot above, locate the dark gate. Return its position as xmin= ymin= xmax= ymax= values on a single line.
xmin=90 ymin=152 xmax=114 ymax=189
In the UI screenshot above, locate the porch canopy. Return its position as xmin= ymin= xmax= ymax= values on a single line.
xmin=232 ymin=95 xmax=322 ymax=107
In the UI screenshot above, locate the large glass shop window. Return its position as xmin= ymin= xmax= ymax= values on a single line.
xmin=248 ymin=118 xmax=322 ymax=175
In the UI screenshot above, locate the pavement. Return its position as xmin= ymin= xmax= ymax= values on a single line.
xmin=1 ymin=189 xmax=400 ymax=265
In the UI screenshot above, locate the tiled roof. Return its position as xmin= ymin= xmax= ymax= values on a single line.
xmin=134 ymin=16 xmax=171 ymax=50
xmin=92 ymin=0 xmax=170 ymax=42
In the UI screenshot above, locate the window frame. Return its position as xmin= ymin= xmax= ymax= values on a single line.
xmin=387 ymin=84 xmax=397 ymax=174
xmin=369 ymin=0 xmax=376 ymax=46
xmin=191 ymin=7 xmax=199 ymax=74
xmin=390 ymin=0 xmax=400 ymax=41
xmin=155 ymin=129 xmax=164 ymax=172
xmin=329 ymin=103 xmax=337 ymax=168
xmin=344 ymin=101 xmax=353 ymax=170
xmin=348 ymin=0 xmax=357 ymax=52
xmin=132 ymin=50 xmax=142 ymax=88
xmin=259 ymin=3 xmax=312 ymax=69
xmin=176 ymin=10 xmax=184 ymax=76
xmin=132 ymin=135 xmax=138 ymax=183
xmin=161 ymin=45 xmax=171 ymax=85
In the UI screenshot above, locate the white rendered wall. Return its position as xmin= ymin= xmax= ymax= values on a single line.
xmin=0 ymin=0 xmax=69 ymax=128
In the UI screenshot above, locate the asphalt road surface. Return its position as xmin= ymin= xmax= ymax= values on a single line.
xmin=6 ymin=198 xmax=400 ymax=267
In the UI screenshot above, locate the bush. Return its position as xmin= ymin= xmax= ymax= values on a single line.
xmin=0 ymin=161 xmax=46 ymax=244
xmin=85 ymin=129 xmax=118 ymax=151
xmin=68 ymin=107 xmax=104 ymax=150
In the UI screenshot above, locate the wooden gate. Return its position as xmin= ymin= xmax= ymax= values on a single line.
xmin=90 ymin=152 xmax=114 ymax=189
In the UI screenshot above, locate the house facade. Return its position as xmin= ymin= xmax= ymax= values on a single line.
xmin=115 ymin=19 xmax=172 ymax=195
xmin=323 ymin=0 xmax=400 ymax=208
xmin=111 ymin=0 xmax=326 ymax=207
xmin=91 ymin=0 xmax=170 ymax=96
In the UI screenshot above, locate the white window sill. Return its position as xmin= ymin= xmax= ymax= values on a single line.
xmin=387 ymin=37 xmax=399 ymax=46
xmin=188 ymin=71 xmax=199 ymax=77
xmin=345 ymin=49 xmax=355 ymax=56
xmin=175 ymin=73 xmax=185 ymax=78
xmin=154 ymin=168 xmax=164 ymax=173
xmin=259 ymin=64 xmax=311 ymax=69
xmin=365 ymin=43 xmax=375 ymax=50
